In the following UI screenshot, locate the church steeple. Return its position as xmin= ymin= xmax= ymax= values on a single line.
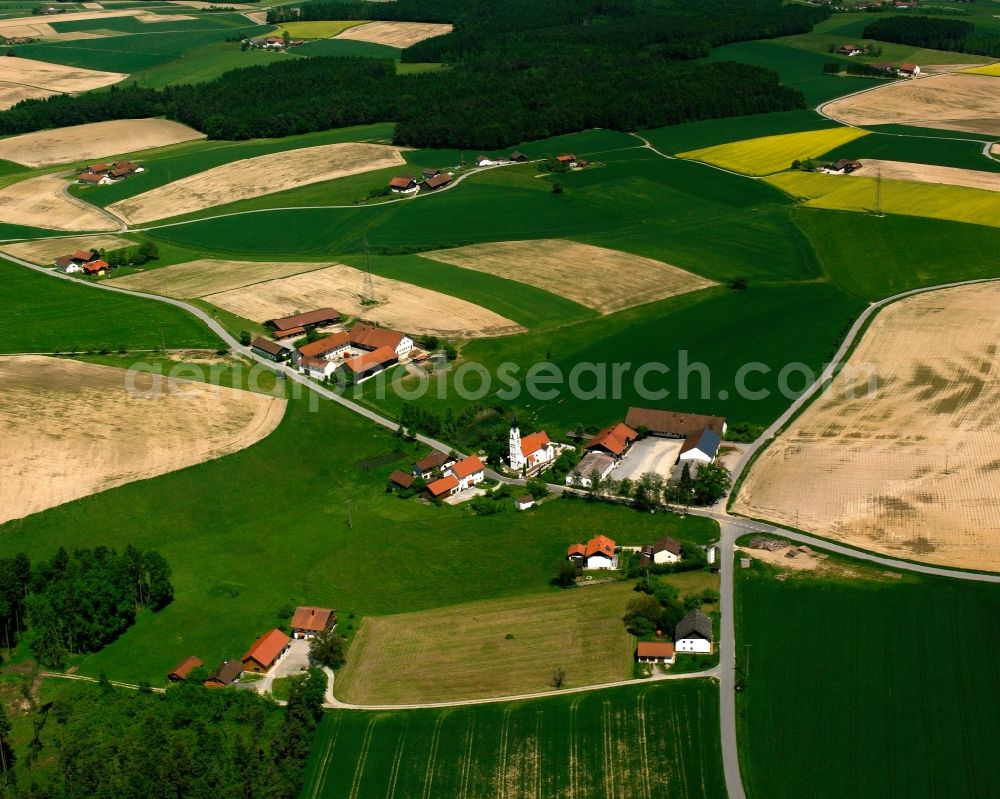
xmin=509 ymin=418 xmax=523 ymax=468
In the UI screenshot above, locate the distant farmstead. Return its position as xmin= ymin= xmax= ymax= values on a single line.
xmin=625 ymin=407 xmax=727 ymax=463
xmin=167 ymin=656 xmax=203 ymax=682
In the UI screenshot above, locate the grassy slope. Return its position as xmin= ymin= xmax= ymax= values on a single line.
xmin=798 ymin=208 xmax=1000 ymax=299
xmin=0 ymin=257 xmax=218 ymax=352
xmin=736 ymin=561 xmax=1000 ymax=798
xmin=0 ymin=395 xmax=717 ymax=685
xmin=819 ymin=131 xmax=1000 ymax=172
xmin=641 ymin=110 xmax=840 ymax=155
xmin=291 ymin=38 xmax=401 ymax=59
xmin=303 ymin=681 xmax=725 ymax=799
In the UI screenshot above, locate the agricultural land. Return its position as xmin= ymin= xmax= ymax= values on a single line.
xmin=0 ymin=355 xmax=285 ymax=525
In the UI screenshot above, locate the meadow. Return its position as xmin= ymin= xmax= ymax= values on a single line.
xmin=0 ymin=257 xmax=218 ymax=352
xmin=678 ymin=127 xmax=868 ymax=176
xmin=336 ymin=582 xmax=639 ymax=704
xmin=766 ymin=169 xmax=1000 ymax=229
xmin=736 ymin=559 xmax=1000 ymax=798
xmin=303 ymin=681 xmax=725 ymax=799
xmin=273 ymin=20 xmax=367 ymax=39
xmin=0 ymin=392 xmax=718 ymax=685
xmin=819 ymin=130 xmax=1000 ymax=173
xmin=641 ymin=109 xmax=839 ymax=155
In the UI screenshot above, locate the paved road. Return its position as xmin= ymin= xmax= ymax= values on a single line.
xmin=14 ymin=248 xmax=1000 ymax=799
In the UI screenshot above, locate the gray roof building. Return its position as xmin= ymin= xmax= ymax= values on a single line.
xmin=676 ymin=609 xmax=713 ymax=642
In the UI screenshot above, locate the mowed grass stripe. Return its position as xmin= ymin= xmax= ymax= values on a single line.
xmin=679 ymin=128 xmax=869 ymax=176
xmin=302 ymin=682 xmax=724 ymax=799
xmin=767 ymin=169 xmax=1000 ymax=229
xmin=334 ymin=582 xmax=637 ymax=704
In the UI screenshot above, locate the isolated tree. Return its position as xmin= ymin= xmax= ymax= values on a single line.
xmin=551 ymin=667 xmax=566 ymax=689
xmin=526 ymin=477 xmax=550 ymax=500
xmin=144 ymin=550 xmax=173 ymax=610
xmin=551 ymin=182 xmax=564 ymax=194
xmin=309 ymin=628 xmax=347 ymax=669
xmin=555 ymin=560 xmax=577 ymax=588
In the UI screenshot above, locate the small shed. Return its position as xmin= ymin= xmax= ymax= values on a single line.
xmin=515 ymin=495 xmax=535 ymax=511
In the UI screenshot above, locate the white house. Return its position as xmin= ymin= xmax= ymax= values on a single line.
xmin=566 ymin=451 xmax=615 ymax=488
xmin=675 ymin=609 xmax=714 ymax=654
xmin=447 ymin=455 xmax=486 ymax=491
xmin=646 ymin=537 xmax=681 ymax=565
xmin=474 ymin=155 xmax=496 ymax=166
xmin=678 ymin=428 xmax=723 ymax=464
xmin=515 ymin=495 xmax=535 ymax=511
xmin=509 ymin=425 xmax=556 ymax=471
xmin=299 ymin=356 xmax=337 ymax=380
xmin=567 ymin=535 xmax=616 ymax=570
xmin=899 ymin=62 xmax=921 ymax=77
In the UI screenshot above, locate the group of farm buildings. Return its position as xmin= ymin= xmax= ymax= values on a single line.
xmin=167 ymin=605 xmax=335 ymax=688
xmin=389 ymin=150 xmax=587 ymax=194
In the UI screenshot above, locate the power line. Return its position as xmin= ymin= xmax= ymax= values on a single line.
xmin=361 ymin=235 xmax=374 ymax=305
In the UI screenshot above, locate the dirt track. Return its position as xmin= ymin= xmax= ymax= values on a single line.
xmin=203 ymin=263 xmax=526 ymax=338
xmin=0 ymin=56 xmax=125 ymax=110
xmin=0 ymin=356 xmax=286 ymax=525
xmin=333 ymin=20 xmax=452 ymax=48
xmin=108 ymin=142 xmax=406 ymax=224
xmin=733 ymin=281 xmax=1000 ymax=570
xmin=423 ymin=239 xmax=715 ymax=313
xmin=0 ymin=119 xmax=204 ymax=167
xmin=851 ymin=159 xmax=1000 ymax=192
xmin=0 ymin=174 xmax=117 ymax=231
xmin=821 ymin=74 xmax=1000 ymax=136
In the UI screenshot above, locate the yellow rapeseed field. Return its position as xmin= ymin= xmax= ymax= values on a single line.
xmin=273 ymin=20 xmax=365 ymax=39
xmin=766 ymin=170 xmax=1000 ymax=228
xmin=961 ymin=62 xmax=1000 ymax=76
xmin=678 ymin=127 xmax=869 ymax=176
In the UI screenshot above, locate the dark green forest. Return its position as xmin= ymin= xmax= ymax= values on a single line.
xmin=0 ymin=547 xmax=172 ymax=670
xmin=0 ymin=0 xmax=828 ymax=147
xmin=0 ymin=671 xmax=325 ymax=799
xmin=863 ymin=15 xmax=1000 ymax=56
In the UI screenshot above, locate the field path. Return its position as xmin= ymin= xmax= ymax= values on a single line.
xmin=12 ymin=253 xmax=1000 ymax=799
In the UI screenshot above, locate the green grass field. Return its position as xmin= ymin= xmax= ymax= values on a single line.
xmin=303 ymin=681 xmax=725 ymax=799
xmin=736 ymin=558 xmax=1000 ymax=798
xmin=0 ymin=391 xmax=718 ymax=685
xmin=679 ymin=128 xmax=868 ymax=176
xmin=291 ymin=37 xmax=401 ymax=59
xmin=799 ymin=208 xmax=1000 ymax=300
xmin=766 ymin=170 xmax=1000 ymax=229
xmin=641 ymin=110 xmax=840 ymax=155
xmin=0 ymin=257 xmax=218 ymax=352
xmin=819 ymin=131 xmax=1000 ymax=173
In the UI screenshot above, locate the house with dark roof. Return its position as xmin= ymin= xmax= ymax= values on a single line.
xmin=625 ymin=407 xmax=727 ymax=464
xmin=423 ymin=173 xmax=452 ymax=190
xmin=389 ymin=469 xmax=415 ymax=491
xmin=241 ymin=628 xmax=291 ymax=673
xmin=675 ymin=609 xmax=713 ymax=654
xmin=291 ymin=606 xmax=335 ymax=639
xmin=836 ymin=43 xmax=862 ymax=56
xmin=566 ymin=535 xmax=616 ymax=570
xmin=636 ymin=640 xmax=675 ymax=664
xmin=413 ymin=449 xmax=455 ymax=479
xmin=389 ymin=175 xmax=418 ymax=194
xmin=515 ymin=495 xmax=535 ymax=510
xmin=641 ymin=537 xmax=682 ymax=565
xmin=265 ymin=308 xmax=341 ymax=337
xmin=509 ymin=150 xmax=529 ymax=162
xmin=204 ymin=659 xmax=243 ymax=688
xmin=422 ymin=167 xmax=441 ymax=179
xmin=251 ymin=336 xmax=289 ymax=362
xmin=54 ymin=248 xmax=100 ymax=273
xmin=167 ymin=656 xmax=203 ymax=682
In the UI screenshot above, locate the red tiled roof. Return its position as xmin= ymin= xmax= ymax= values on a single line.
xmin=82 ymin=259 xmax=108 ymax=274
xmin=585 ymin=534 xmax=615 ymax=559
xmin=567 ymin=543 xmax=586 ymax=557
xmin=426 ymin=474 xmax=459 ymax=496
xmin=556 ymin=154 xmax=575 ymax=162
xmin=242 ymin=628 xmax=290 ymax=669
xmin=350 ymin=323 xmax=404 ymax=351
xmin=71 ymin=249 xmax=96 ymax=261
xmin=637 ymin=641 xmax=674 ymax=658
xmin=87 ymin=162 xmax=110 ymax=173
xmin=625 ymin=407 xmax=726 ymax=438
xmin=168 ymin=656 xmax=203 ymax=680
xmin=272 ymin=326 xmax=307 ymax=339
xmin=519 ymin=431 xmax=551 ymax=457
xmin=345 ymin=345 xmax=396 ymax=375
xmin=251 ymin=336 xmax=284 ymax=357
xmin=451 ymin=455 xmax=484 ymax=479
xmin=389 ymin=176 xmax=415 ymax=188
xmin=586 ymin=422 xmax=637 ymax=456
xmin=389 ymin=469 xmax=415 ymax=488
xmin=423 ymin=173 xmax=452 ymax=189
xmin=415 ymin=450 xmax=450 ymax=471
xmin=298 ymin=331 xmax=349 ymax=358
xmin=291 ymin=606 xmax=334 ymax=633
xmin=78 ymin=173 xmax=104 ymax=183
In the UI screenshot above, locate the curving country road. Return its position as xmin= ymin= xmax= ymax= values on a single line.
xmin=10 ymin=250 xmax=1000 ymax=799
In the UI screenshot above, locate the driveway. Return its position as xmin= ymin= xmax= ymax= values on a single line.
xmin=255 ymin=638 xmax=311 ymax=695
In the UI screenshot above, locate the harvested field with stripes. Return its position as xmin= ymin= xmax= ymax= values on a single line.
xmin=849 ymin=159 xmax=1000 ymax=193
xmin=1 ymin=234 xmax=135 ymax=265
xmin=335 ymin=583 xmax=637 ymax=704
xmin=734 ymin=281 xmax=1000 ymax=570
xmin=108 ymin=258 xmax=328 ymax=298
xmin=202 ymin=262 xmax=524 ymax=338
xmin=0 ymin=56 xmax=125 ymax=110
xmin=303 ymin=681 xmax=724 ymax=799
xmin=422 ymin=239 xmax=715 ymax=313
xmin=0 ymin=174 xmax=116 ymax=231
xmin=333 ymin=20 xmax=453 ymax=48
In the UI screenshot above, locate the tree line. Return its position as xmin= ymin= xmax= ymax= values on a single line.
xmin=0 ymin=670 xmax=325 ymax=798
xmin=863 ymin=15 xmax=1000 ymax=57
xmin=0 ymin=0 xmax=830 ymax=148
xmin=0 ymin=546 xmax=173 ymax=669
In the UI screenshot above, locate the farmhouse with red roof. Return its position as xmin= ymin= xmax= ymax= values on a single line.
xmin=566 ymin=534 xmax=617 ymax=570
xmin=241 ymin=628 xmax=291 ymax=673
